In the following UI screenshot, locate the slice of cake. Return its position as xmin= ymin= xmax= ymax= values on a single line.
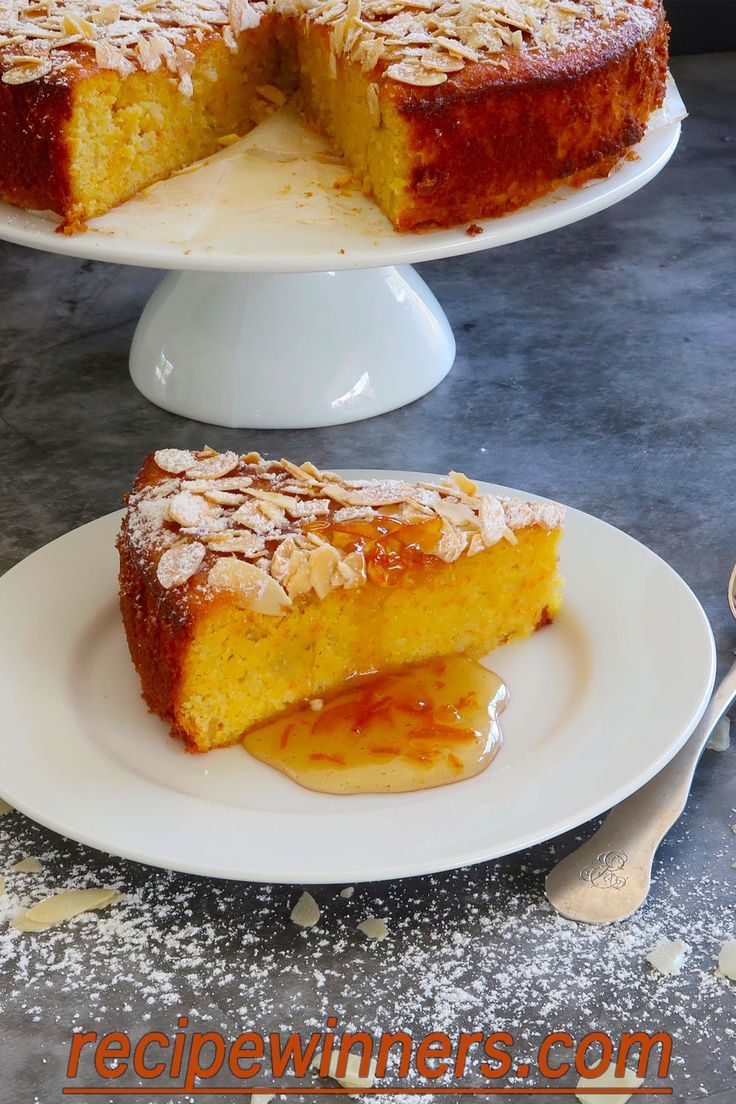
xmin=118 ymin=448 xmax=564 ymax=752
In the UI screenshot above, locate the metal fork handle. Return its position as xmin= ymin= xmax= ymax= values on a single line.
xmin=545 ymin=659 xmax=736 ymax=924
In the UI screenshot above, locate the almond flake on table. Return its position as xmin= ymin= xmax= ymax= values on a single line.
xmin=0 ymin=800 xmax=13 ymax=816
xmin=575 ymin=1066 xmax=643 ymax=1104
xmin=311 ymin=1049 xmax=378 ymax=1091
xmin=12 ymin=887 xmax=120 ymax=932
xmin=717 ymin=940 xmax=736 ymax=981
xmin=706 ymin=716 xmax=730 ymax=751
xmin=646 ymin=938 xmax=689 ymax=975
xmin=11 ymin=857 xmax=42 ymax=873
xmin=357 ymin=916 xmax=388 ymax=941
xmin=340 ymin=886 xmax=354 ymax=898
xmin=290 ymin=891 xmax=320 ymax=928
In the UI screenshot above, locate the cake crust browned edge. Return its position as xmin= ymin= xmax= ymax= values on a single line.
xmin=117 ymin=457 xmax=198 ymax=747
xmin=0 ymin=75 xmax=77 ymax=224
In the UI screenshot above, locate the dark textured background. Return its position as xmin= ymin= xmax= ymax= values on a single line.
xmin=668 ymin=2 xmax=736 ymax=56
xmin=0 ymin=51 xmax=734 ymax=1104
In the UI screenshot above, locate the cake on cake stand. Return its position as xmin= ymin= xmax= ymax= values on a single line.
xmin=0 ymin=82 xmax=684 ymax=429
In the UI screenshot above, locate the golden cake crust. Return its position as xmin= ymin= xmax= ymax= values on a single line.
xmin=0 ymin=0 xmax=668 ymax=230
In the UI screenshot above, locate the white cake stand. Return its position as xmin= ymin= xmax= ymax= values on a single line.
xmin=0 ymin=81 xmax=684 ymax=429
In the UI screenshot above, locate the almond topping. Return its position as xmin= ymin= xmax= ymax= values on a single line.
xmin=156 ymin=541 xmax=206 ymax=588
xmin=208 ymin=558 xmax=291 ymax=616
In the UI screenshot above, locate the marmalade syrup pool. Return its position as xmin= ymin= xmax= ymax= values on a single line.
xmin=242 ymin=655 xmax=508 ymax=794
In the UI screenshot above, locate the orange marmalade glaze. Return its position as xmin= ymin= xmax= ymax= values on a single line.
xmin=242 ymin=655 xmax=508 ymax=794
xmin=305 ymin=513 xmax=443 ymax=586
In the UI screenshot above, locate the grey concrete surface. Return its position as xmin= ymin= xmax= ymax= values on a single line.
xmin=0 ymin=52 xmax=733 ymax=1104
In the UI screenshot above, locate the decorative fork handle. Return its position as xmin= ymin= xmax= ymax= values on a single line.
xmin=545 ymin=659 xmax=736 ymax=924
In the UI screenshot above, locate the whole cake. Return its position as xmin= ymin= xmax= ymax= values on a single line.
xmin=117 ymin=448 xmax=564 ymax=753
xmin=0 ymin=0 xmax=668 ymax=232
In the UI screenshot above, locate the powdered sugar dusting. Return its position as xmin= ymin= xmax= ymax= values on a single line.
xmin=0 ymin=802 xmax=734 ymax=1099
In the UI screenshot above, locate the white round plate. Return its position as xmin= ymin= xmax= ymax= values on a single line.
xmin=0 ymin=81 xmax=684 ymax=273
xmin=0 ymin=472 xmax=715 ymax=884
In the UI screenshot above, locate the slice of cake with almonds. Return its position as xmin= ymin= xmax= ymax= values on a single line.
xmin=117 ymin=447 xmax=564 ymax=752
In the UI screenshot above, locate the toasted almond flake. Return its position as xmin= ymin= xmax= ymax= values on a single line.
xmin=575 ymin=1068 xmax=643 ymax=1104
xmin=203 ymin=489 xmax=248 ymax=506
xmin=0 ymin=799 xmax=13 ymax=816
xmin=154 ymin=448 xmax=196 ymax=473
xmin=309 ymin=544 xmax=342 ymax=598
xmin=208 ymin=557 xmax=291 ymax=616
xmin=93 ymin=37 xmax=135 ymax=73
xmin=340 ymin=886 xmax=354 ymax=898
xmin=168 ymin=490 xmax=218 ymax=528
xmin=62 ymin=11 xmax=95 ymax=35
xmin=156 ymin=541 xmax=206 ymax=589
xmin=205 ymin=532 xmax=265 ymax=557
xmin=185 ymin=451 xmax=239 ymax=480
xmin=11 ymin=856 xmax=43 ymax=873
xmin=2 ymin=58 xmax=51 ymax=82
xmin=12 ymin=887 xmax=120 ymax=932
xmin=435 ymin=520 xmax=468 ymax=563
xmin=445 ymin=470 xmax=478 ymax=495
xmin=357 ymin=916 xmax=388 ymax=941
xmin=478 ymin=494 xmax=508 ymax=547
xmin=217 ymin=132 xmax=241 ymax=146
xmin=386 ymin=58 xmax=447 ymax=84
xmin=290 ymin=891 xmax=320 ymax=928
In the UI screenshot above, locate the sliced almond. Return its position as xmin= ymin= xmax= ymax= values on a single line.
xmin=0 ymin=799 xmax=13 ymax=816
xmin=386 ymin=59 xmax=447 ymax=85
xmin=2 ymin=59 xmax=51 ymax=83
xmin=290 ymin=891 xmax=320 ymax=928
xmin=204 ymin=532 xmax=265 ymax=557
xmin=13 ymin=887 xmax=120 ymax=932
xmin=156 ymin=541 xmax=206 ymax=589
xmin=357 ymin=916 xmax=388 ymax=941
xmin=336 ymin=549 xmax=367 ymax=588
xmin=203 ymin=490 xmax=248 ymax=506
xmin=185 ymin=451 xmax=239 ymax=480
xmin=478 ymin=494 xmax=507 ymax=547
xmin=309 ymin=544 xmax=341 ymax=599
xmin=444 ymin=470 xmax=478 ymax=496
xmin=11 ymin=857 xmax=42 ymax=873
xmin=208 ymin=558 xmax=291 ymax=616
xmin=435 ymin=520 xmax=468 ymax=562
xmin=167 ymin=491 xmax=218 ymax=528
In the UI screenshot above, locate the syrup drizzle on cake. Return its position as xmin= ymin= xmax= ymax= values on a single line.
xmin=124 ymin=447 xmax=565 ymax=616
xmin=0 ymin=0 xmax=656 ymax=90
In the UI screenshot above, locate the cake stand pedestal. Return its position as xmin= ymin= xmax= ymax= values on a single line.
xmin=129 ymin=266 xmax=455 ymax=427
xmin=0 ymin=83 xmax=684 ymax=429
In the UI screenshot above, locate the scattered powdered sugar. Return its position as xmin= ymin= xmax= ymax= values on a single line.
xmin=1 ymin=802 xmax=735 ymax=1100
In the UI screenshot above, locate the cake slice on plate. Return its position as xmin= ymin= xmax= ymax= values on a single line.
xmin=118 ymin=448 xmax=564 ymax=752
